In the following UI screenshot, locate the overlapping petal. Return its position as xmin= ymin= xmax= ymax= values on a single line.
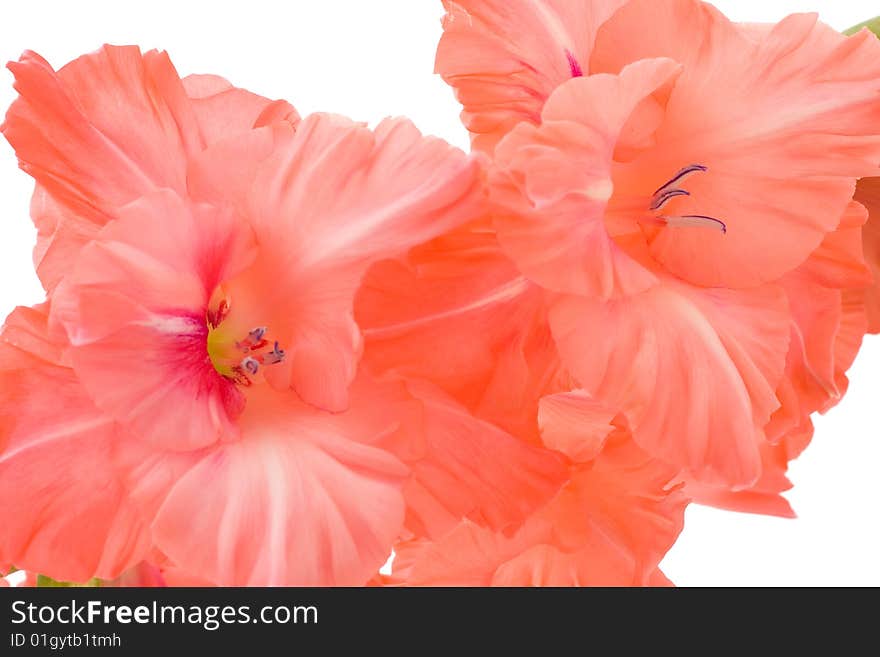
xmin=436 ymin=0 xmax=627 ymax=153
xmin=392 ymin=393 xmax=685 ymax=586
xmin=0 ymin=307 xmax=150 ymax=582
xmin=591 ymin=1 xmax=880 ymax=287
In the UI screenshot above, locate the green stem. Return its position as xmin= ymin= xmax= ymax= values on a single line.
xmin=844 ymin=16 xmax=880 ymax=37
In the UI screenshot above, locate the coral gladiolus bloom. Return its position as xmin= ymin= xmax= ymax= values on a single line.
xmin=0 ymin=46 xmax=500 ymax=585
xmin=438 ymin=0 xmax=880 ymax=490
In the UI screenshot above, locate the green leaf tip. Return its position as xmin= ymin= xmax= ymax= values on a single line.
xmin=845 ymin=16 xmax=880 ymax=38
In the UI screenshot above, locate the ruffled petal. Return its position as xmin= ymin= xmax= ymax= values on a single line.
xmin=767 ymin=203 xmax=870 ymax=441
xmin=147 ymin=382 xmax=409 ymax=586
xmin=436 ymin=0 xmax=628 ymax=152
xmin=220 ymin=114 xmax=484 ymax=411
xmin=181 ymin=73 xmax=299 ymax=145
xmin=0 ymin=307 xmax=150 ymax=582
xmin=2 ymin=46 xmax=200 ymax=224
xmin=395 ymin=381 xmax=568 ymax=540
xmin=549 ymin=280 xmax=790 ymax=486
xmin=687 ymin=424 xmax=812 ymax=519
xmin=592 ymin=2 xmax=880 ymax=287
xmin=393 ymin=430 xmax=685 ymax=587
xmin=55 ymin=190 xmax=256 ymax=449
xmin=491 ymin=58 xmax=682 ymax=298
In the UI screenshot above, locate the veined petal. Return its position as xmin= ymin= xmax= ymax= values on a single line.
xmin=0 ymin=307 xmax=150 ymax=582
xmin=396 ymin=381 xmax=569 ymax=540
xmin=592 ymin=1 xmax=880 ymax=287
xmin=436 ymin=0 xmax=628 ymax=152
xmin=549 ymin=279 xmax=790 ymax=487
xmin=55 ymin=191 xmax=256 ymax=450
xmin=6 ymin=53 xmax=298 ymax=295
xmin=181 ymin=73 xmax=299 ymax=145
xmin=147 ymin=381 xmax=409 ymax=586
xmin=220 ymin=113 xmax=484 ymax=411
xmin=2 ymin=46 xmax=200 ymax=224
xmin=491 ymin=58 xmax=682 ymax=299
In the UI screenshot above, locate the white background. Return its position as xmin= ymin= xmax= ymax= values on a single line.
xmin=0 ymin=1 xmax=878 ymax=586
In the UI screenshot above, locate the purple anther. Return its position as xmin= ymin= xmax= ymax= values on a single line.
xmin=652 ymin=164 xmax=708 ymax=196
xmin=242 ymin=357 xmax=260 ymax=376
xmin=662 ymin=214 xmax=727 ymax=234
xmin=650 ymin=188 xmax=690 ymax=211
xmin=262 ymin=341 xmax=286 ymax=365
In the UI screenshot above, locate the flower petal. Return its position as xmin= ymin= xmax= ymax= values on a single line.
xmin=491 ymin=58 xmax=682 ymax=298
xmin=229 ymin=114 xmax=484 ymax=411
xmin=0 ymin=308 xmax=150 ymax=582
xmin=397 ymin=381 xmax=569 ymax=540
xmin=687 ymin=423 xmax=812 ymax=519
xmin=591 ymin=2 xmax=880 ymax=287
xmin=2 ymin=46 xmax=200 ymax=224
xmin=435 ymin=0 xmax=628 ymax=152
xmin=148 ymin=383 xmax=409 ymax=586
xmin=537 ymin=390 xmax=619 ymax=462
xmin=357 ymin=222 xmax=564 ymax=441
xmin=55 ymin=191 xmax=256 ymax=450
xmin=549 ymin=280 xmax=789 ymax=486
xmin=181 ymin=73 xmax=299 ymax=144
xmin=394 ymin=432 xmax=684 ymax=587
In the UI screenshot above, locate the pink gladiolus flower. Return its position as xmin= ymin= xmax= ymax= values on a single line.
xmin=436 ymin=0 xmax=880 ymax=493
xmin=0 ymin=45 xmax=521 ymax=586
xmin=2 ymin=0 xmax=879 ymax=588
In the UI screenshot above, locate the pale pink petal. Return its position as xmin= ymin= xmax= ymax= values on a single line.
xmin=181 ymin=73 xmax=299 ymax=145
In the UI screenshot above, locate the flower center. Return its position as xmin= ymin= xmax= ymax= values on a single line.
xmin=205 ymin=298 xmax=286 ymax=387
xmin=648 ymin=164 xmax=727 ymax=234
